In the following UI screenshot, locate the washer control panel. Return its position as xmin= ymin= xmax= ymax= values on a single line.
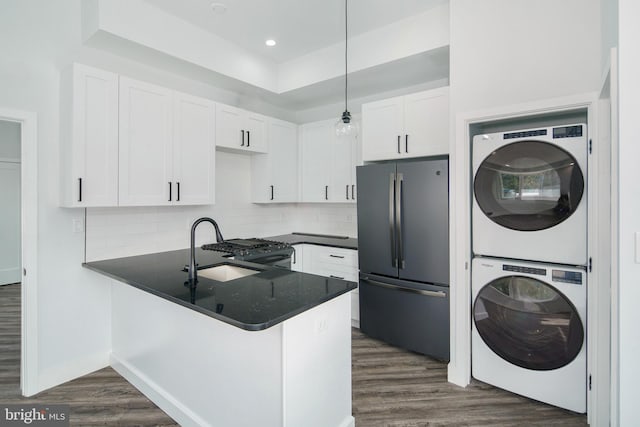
xmin=502 ymin=264 xmax=546 ymax=276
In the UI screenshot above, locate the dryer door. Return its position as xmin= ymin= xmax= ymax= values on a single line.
xmin=474 ymin=141 xmax=584 ymax=231
xmin=473 ymin=275 xmax=584 ymax=370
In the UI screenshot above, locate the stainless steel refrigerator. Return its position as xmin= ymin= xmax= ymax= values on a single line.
xmin=356 ymin=158 xmax=449 ymax=361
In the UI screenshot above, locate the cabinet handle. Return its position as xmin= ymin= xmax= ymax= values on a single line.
xmin=78 ymin=178 xmax=82 ymax=202
xmin=247 ymin=130 xmax=250 ymax=147
xmin=346 ymin=184 xmax=349 ymax=200
xmin=330 ymin=275 xmax=345 ymax=280
xmin=351 ymin=184 xmax=355 ymax=200
xmin=405 ymin=134 xmax=409 ymax=153
xmin=397 ymin=135 xmax=401 ymax=154
xmin=168 ymin=182 xmax=172 ymax=201
xmin=270 ymin=185 xmax=274 ymax=200
xmin=176 ymin=182 xmax=180 ymax=202
xmin=325 ymin=185 xmax=328 ymax=200
xmin=361 ymin=276 xmax=447 ymax=298
xmin=329 ymin=254 xmax=345 ymax=259
xmin=241 ymin=129 xmax=245 ymax=146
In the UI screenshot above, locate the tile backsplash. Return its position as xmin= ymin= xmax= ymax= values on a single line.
xmin=85 ymin=151 xmax=357 ymax=261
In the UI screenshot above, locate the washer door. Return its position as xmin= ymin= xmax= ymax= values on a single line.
xmin=474 ymin=141 xmax=584 ymax=231
xmin=473 ymin=275 xmax=584 ymax=370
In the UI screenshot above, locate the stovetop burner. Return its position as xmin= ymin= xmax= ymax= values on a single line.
xmin=201 ymin=238 xmax=292 ymax=257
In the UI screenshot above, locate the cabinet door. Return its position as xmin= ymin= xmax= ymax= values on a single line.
xmin=300 ymin=121 xmax=332 ymax=202
xmin=269 ymin=119 xmax=298 ymax=202
xmin=403 ymin=87 xmax=449 ymax=157
xmin=251 ymin=119 xmax=298 ymax=203
xmin=215 ymin=103 xmax=244 ymax=150
xmin=65 ymin=64 xmax=119 ymax=207
xmin=119 ymin=77 xmax=173 ymax=206
xmin=330 ymin=133 xmax=354 ymax=203
xmin=361 ymin=96 xmax=404 ymax=161
xmin=245 ymin=112 xmax=268 ymax=153
xmin=173 ymin=92 xmax=216 ymax=205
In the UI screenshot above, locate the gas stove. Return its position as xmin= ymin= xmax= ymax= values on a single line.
xmin=201 ymin=238 xmax=294 ymax=268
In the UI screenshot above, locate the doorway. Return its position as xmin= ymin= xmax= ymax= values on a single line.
xmin=0 ymin=107 xmax=38 ymax=396
xmin=0 ymin=120 xmax=21 ymax=286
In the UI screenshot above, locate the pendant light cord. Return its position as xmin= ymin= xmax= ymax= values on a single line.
xmin=344 ymin=0 xmax=348 ymax=113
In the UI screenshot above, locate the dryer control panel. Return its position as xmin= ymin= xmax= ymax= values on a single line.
xmin=552 ymin=269 xmax=583 ymax=285
xmin=553 ymin=125 xmax=583 ymax=138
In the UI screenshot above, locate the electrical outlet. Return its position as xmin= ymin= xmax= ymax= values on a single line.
xmin=315 ymin=317 xmax=328 ymax=334
xmin=72 ymin=218 xmax=84 ymax=233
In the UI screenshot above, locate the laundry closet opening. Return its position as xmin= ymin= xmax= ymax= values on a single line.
xmin=0 ymin=120 xmax=21 ymax=287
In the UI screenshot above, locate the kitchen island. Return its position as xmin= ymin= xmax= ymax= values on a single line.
xmin=85 ymin=247 xmax=356 ymax=427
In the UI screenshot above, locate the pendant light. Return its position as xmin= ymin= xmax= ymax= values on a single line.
xmin=335 ymin=0 xmax=358 ymax=137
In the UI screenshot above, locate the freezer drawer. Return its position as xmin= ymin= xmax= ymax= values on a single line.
xmin=359 ymin=274 xmax=449 ymax=361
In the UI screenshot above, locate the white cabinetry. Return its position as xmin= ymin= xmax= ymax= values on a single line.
xmin=251 ymin=119 xmax=298 ymax=203
xmin=61 ymin=64 xmax=216 ymax=207
xmin=299 ymin=119 xmax=360 ymax=203
xmin=119 ymin=77 xmax=215 ymax=206
xmin=294 ymin=244 xmax=360 ymax=327
xmin=61 ymin=63 xmax=119 ymax=207
xmin=216 ymin=104 xmax=267 ymax=153
xmin=172 ymin=92 xmax=216 ymax=205
xmin=362 ymin=87 xmax=449 ymax=161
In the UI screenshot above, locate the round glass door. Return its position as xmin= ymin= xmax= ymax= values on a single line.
xmin=474 ymin=141 xmax=584 ymax=231
xmin=473 ymin=275 xmax=584 ymax=370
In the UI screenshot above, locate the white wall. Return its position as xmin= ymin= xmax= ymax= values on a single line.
xmin=448 ymin=0 xmax=601 ymax=386
xmin=0 ymin=120 xmax=21 ymax=160
xmin=0 ymin=0 xmax=112 ymax=392
xmin=601 ymin=0 xmax=618 ymax=76
xmin=616 ymin=0 xmax=639 ymax=424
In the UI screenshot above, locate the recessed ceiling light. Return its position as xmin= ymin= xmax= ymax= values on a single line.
xmin=265 ymin=39 xmax=276 ymax=47
xmin=210 ymin=2 xmax=227 ymax=14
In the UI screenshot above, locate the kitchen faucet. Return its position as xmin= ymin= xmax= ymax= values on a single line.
xmin=188 ymin=217 xmax=224 ymax=284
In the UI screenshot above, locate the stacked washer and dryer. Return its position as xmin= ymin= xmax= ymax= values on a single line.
xmin=471 ymin=124 xmax=588 ymax=413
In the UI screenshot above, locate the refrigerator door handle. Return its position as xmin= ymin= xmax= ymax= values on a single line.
xmin=396 ymin=173 xmax=405 ymax=269
xmin=389 ymin=173 xmax=397 ymax=267
xmin=361 ymin=276 xmax=447 ymax=298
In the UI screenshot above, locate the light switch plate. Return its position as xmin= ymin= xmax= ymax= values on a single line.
xmin=636 ymin=232 xmax=640 ymax=264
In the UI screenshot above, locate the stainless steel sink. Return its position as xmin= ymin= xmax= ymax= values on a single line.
xmin=197 ymin=265 xmax=260 ymax=282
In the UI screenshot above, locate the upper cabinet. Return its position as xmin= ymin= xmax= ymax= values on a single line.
xmin=118 ymin=77 xmax=174 ymax=206
xmin=362 ymin=87 xmax=449 ymax=161
xmin=251 ymin=118 xmax=298 ymax=203
xmin=299 ymin=119 xmax=360 ymax=203
xmin=60 ymin=63 xmax=119 ymax=207
xmin=172 ymin=92 xmax=216 ymax=205
xmin=119 ymin=77 xmax=215 ymax=206
xmin=216 ymin=104 xmax=267 ymax=154
xmin=61 ymin=64 xmax=216 ymax=208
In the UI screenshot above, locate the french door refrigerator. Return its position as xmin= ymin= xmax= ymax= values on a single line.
xmin=356 ymin=158 xmax=449 ymax=360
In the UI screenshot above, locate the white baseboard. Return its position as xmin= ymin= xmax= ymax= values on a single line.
xmin=110 ymin=354 xmax=212 ymax=427
xmin=36 ymin=352 xmax=109 ymax=395
xmin=340 ymin=415 xmax=356 ymax=427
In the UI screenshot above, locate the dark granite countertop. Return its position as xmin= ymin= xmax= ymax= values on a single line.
xmin=84 ymin=247 xmax=356 ymax=331
xmin=265 ymin=233 xmax=358 ymax=250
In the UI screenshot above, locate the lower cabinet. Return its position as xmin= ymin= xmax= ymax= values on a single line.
xmin=292 ymin=244 xmax=359 ymax=327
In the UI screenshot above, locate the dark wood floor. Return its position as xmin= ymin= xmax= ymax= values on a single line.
xmin=1 ymin=283 xmax=587 ymax=426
